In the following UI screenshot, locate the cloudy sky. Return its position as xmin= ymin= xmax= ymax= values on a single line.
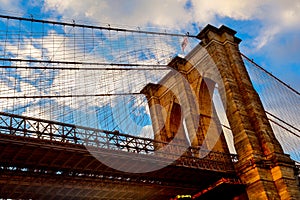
xmin=0 ymin=0 xmax=299 ymax=90
xmin=0 ymin=0 xmax=299 ymax=161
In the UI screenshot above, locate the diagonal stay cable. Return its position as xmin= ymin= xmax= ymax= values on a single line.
xmin=266 ymin=111 xmax=300 ymax=133
xmin=268 ymin=118 xmax=300 ymax=138
xmin=241 ymin=53 xmax=300 ymax=96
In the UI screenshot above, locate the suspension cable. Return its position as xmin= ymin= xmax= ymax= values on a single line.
xmin=0 ymin=14 xmax=197 ymax=38
xmin=241 ymin=53 xmax=300 ymax=96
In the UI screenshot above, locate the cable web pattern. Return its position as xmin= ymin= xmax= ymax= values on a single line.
xmin=0 ymin=15 xmax=299 ymax=163
xmin=0 ymin=15 xmax=199 ymax=138
xmin=243 ymin=55 xmax=300 ymax=162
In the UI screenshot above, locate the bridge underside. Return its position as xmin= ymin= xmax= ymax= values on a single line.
xmin=0 ymin=133 xmax=244 ymax=200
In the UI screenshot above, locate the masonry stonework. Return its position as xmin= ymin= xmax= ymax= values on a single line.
xmin=142 ymin=24 xmax=299 ymax=199
xmin=197 ymin=25 xmax=299 ymax=200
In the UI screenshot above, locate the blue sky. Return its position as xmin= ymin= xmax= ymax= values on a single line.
xmin=0 ymin=0 xmax=299 ymax=160
xmin=0 ymin=1 xmax=299 ymax=123
xmin=0 ymin=0 xmax=299 ymax=91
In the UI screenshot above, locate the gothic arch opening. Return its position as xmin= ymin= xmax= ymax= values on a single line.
xmin=166 ymin=101 xmax=189 ymax=146
xmin=196 ymin=77 xmax=231 ymax=154
xmin=197 ymin=78 xmax=214 ymax=147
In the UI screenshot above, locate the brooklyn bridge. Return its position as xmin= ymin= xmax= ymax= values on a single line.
xmin=0 ymin=15 xmax=299 ymax=199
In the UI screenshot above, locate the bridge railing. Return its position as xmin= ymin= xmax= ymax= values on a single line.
xmin=0 ymin=112 xmax=237 ymax=171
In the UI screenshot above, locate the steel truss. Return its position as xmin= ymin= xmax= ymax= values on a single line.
xmin=0 ymin=112 xmax=240 ymax=199
xmin=0 ymin=112 xmax=237 ymax=172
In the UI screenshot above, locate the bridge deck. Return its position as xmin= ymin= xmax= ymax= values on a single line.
xmin=0 ymin=112 xmax=240 ymax=199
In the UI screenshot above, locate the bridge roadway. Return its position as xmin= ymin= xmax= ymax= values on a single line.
xmin=0 ymin=112 xmax=242 ymax=200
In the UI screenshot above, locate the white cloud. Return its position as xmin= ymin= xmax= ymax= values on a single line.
xmin=253 ymin=26 xmax=280 ymax=50
xmin=1 ymin=0 xmax=299 ymax=143
xmin=191 ymin=0 xmax=264 ymax=23
xmin=42 ymin=0 xmax=300 ymax=51
xmin=191 ymin=1 xmax=300 ymax=46
xmin=0 ymin=19 xmax=173 ymax=134
xmin=44 ymin=0 xmax=192 ymax=29
xmin=0 ymin=0 xmax=22 ymax=12
xmin=0 ymin=78 xmax=40 ymax=111
xmin=138 ymin=125 xmax=154 ymax=139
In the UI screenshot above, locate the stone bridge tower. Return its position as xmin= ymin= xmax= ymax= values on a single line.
xmin=141 ymin=25 xmax=300 ymax=199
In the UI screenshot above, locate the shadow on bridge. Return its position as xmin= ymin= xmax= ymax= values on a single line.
xmin=0 ymin=112 xmax=246 ymax=199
